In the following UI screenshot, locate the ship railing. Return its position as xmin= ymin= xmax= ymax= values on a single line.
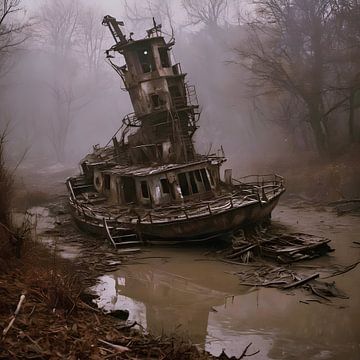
xmin=233 ymin=174 xmax=284 ymax=193
xmin=122 ymin=112 xmax=141 ymax=127
xmin=171 ymin=83 xmax=199 ymax=110
xmin=185 ymin=84 xmax=199 ymax=107
xmin=69 ymin=175 xmax=284 ymax=225
xmin=172 ymin=63 xmax=182 ymax=75
xmin=135 ymin=191 xmax=268 ymax=224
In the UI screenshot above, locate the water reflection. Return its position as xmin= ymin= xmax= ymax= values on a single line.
xmin=95 ymin=254 xmax=253 ymax=348
xmin=94 ymin=206 xmax=360 ymax=359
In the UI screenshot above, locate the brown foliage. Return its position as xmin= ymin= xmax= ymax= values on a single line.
xmin=0 ymin=130 xmax=12 ymax=226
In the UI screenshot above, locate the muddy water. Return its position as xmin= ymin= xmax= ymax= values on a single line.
xmin=93 ymin=204 xmax=360 ymax=359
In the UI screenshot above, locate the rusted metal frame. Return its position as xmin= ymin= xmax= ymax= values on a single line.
xmin=103 ymin=218 xmax=117 ymax=248
xmin=66 ymin=178 xmax=76 ymax=200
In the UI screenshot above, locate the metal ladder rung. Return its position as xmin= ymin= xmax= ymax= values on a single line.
xmin=116 ymin=248 xmax=141 ymax=254
xmin=112 ymin=234 xmax=137 ymax=240
xmin=113 ymin=241 xmax=142 ymax=247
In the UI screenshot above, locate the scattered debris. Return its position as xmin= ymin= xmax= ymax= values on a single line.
xmin=2 ymin=293 xmax=26 ymax=340
xmin=218 ymin=342 xmax=259 ymax=359
xmin=225 ymin=226 xmax=333 ymax=264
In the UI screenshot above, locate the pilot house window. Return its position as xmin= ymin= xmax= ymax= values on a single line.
xmin=159 ymin=47 xmax=170 ymax=67
xmin=151 ymin=94 xmax=160 ymax=108
xmin=137 ymin=47 xmax=155 ymax=73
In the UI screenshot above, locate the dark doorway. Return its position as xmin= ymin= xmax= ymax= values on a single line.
xmin=122 ymin=177 xmax=137 ymax=204
xmin=178 ymin=172 xmax=190 ymax=196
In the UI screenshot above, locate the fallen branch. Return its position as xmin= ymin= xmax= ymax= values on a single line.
xmin=239 ymin=342 xmax=260 ymax=359
xmin=282 ymin=273 xmax=319 ymax=289
xmin=98 ymin=339 xmax=130 ymax=353
xmin=227 ymin=244 xmax=259 ymax=259
xmin=2 ymin=293 xmax=26 ymax=339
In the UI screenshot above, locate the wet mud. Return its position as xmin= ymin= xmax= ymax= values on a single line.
xmin=29 ymin=199 xmax=360 ymax=359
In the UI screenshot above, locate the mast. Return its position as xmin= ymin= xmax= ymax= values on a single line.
xmin=102 ymin=17 xmax=201 ymax=165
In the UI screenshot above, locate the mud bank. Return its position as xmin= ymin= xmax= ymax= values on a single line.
xmin=6 ymin=193 xmax=358 ymax=360
xmin=0 ymin=204 xmax=221 ymax=359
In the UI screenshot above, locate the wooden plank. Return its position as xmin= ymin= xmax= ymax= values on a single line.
xmin=117 ymin=248 xmax=141 ymax=254
xmin=282 ymin=273 xmax=319 ymax=289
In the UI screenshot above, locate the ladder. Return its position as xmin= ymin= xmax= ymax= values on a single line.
xmin=103 ymin=218 xmax=142 ymax=253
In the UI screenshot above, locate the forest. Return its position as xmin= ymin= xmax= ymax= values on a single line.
xmin=0 ymin=1 xmax=359 ymax=359
xmin=0 ymin=0 xmax=358 ymax=171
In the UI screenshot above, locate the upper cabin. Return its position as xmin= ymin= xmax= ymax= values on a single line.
xmin=120 ymin=37 xmax=189 ymax=119
xmin=91 ymin=160 xmax=222 ymax=207
xmin=103 ymin=16 xmax=197 ymax=120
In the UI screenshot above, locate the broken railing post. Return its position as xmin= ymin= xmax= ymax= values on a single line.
xmin=184 ymin=210 xmax=189 ymax=219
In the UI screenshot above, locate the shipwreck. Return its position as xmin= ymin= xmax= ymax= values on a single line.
xmin=65 ymin=16 xmax=285 ymax=245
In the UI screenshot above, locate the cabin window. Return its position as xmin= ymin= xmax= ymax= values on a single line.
xmin=141 ymin=180 xmax=150 ymax=198
xmin=178 ymin=173 xmax=190 ymax=196
xmin=189 ymin=171 xmax=198 ymax=194
xmin=160 ymin=178 xmax=170 ymax=194
xmin=159 ymin=47 xmax=170 ymax=67
xmin=200 ymin=169 xmax=211 ymax=191
xmin=194 ymin=170 xmax=202 ymax=182
xmin=137 ymin=46 xmax=155 ymax=73
xmin=104 ymin=174 xmax=111 ymax=190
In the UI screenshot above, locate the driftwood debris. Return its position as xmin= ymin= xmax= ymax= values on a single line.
xmin=232 ymin=264 xmax=350 ymax=301
xmin=98 ymin=339 xmax=130 ymax=353
xmin=225 ymin=226 xmax=332 ymax=264
xmin=282 ymin=273 xmax=319 ymax=289
xmin=2 ymin=293 xmax=26 ymax=339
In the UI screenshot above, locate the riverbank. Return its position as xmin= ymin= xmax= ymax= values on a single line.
xmin=2 ymin=156 xmax=359 ymax=359
xmin=0 ymin=221 xmax=221 ymax=359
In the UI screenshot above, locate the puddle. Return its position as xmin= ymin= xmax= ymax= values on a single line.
xmin=93 ymin=205 xmax=360 ymax=359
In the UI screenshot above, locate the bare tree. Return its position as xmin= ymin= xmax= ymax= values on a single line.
xmin=234 ymin=0 xmax=352 ymax=156
xmin=38 ymin=0 xmax=79 ymax=58
xmin=181 ymin=0 xmax=229 ymax=29
xmin=78 ymin=5 xmax=105 ymax=76
xmin=330 ymin=0 xmax=360 ymax=143
xmin=38 ymin=0 xmax=82 ymax=163
xmin=0 ymin=0 xmax=30 ymax=76
xmin=123 ymin=0 xmax=176 ymax=35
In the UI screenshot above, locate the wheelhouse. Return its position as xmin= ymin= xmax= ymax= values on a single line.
xmin=91 ymin=160 xmax=221 ymax=207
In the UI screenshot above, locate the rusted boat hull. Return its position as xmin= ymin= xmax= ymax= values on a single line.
xmin=138 ymin=193 xmax=282 ymax=243
xmin=68 ymin=191 xmax=284 ymax=244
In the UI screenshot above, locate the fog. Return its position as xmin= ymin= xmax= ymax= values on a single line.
xmin=1 ymin=0 xmax=358 ymax=178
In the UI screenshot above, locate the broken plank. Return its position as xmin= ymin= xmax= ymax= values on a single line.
xmin=282 ymin=273 xmax=319 ymax=289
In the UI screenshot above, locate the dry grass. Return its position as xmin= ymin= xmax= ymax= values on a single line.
xmin=0 ymin=130 xmax=12 ymax=226
xmin=0 ymin=240 xmax=217 ymax=359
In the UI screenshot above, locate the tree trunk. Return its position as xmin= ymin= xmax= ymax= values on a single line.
xmin=349 ymin=88 xmax=355 ymax=143
xmin=308 ymin=105 xmax=329 ymax=157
